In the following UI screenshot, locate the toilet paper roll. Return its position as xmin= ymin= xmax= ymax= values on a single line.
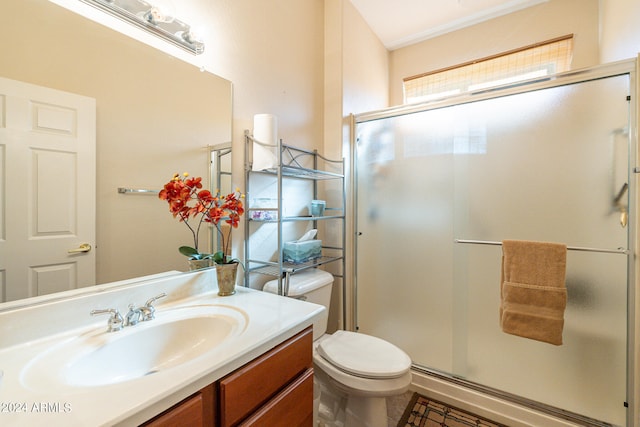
xmin=252 ymin=114 xmax=278 ymax=171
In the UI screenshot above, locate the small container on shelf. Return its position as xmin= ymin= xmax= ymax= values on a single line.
xmin=250 ymin=198 xmax=279 ymax=220
xmin=310 ymin=200 xmax=326 ymax=217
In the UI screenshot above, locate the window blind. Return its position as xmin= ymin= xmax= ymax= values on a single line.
xmin=403 ymin=35 xmax=574 ymax=103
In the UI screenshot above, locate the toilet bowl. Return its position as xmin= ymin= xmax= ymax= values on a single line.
xmin=263 ymin=269 xmax=412 ymax=427
xmin=313 ymin=331 xmax=412 ymax=426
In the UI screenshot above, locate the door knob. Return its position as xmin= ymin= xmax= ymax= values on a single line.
xmin=68 ymin=243 xmax=92 ymax=254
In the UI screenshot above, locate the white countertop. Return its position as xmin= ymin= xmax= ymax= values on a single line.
xmin=0 ymin=270 xmax=325 ymax=426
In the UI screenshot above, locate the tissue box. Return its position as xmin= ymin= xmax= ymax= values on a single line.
xmin=283 ymin=240 xmax=322 ymax=263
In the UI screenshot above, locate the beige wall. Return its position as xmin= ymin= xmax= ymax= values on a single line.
xmin=600 ymin=0 xmax=640 ymax=63
xmin=340 ymin=2 xmax=390 ymax=120
xmin=389 ymin=0 xmax=601 ymax=106
xmin=324 ymin=0 xmax=388 ymax=158
xmin=324 ymin=0 xmax=388 ymax=330
xmin=207 ymin=1 xmax=325 ymax=151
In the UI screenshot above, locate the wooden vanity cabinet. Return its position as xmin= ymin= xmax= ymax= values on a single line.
xmin=141 ymin=326 xmax=313 ymax=427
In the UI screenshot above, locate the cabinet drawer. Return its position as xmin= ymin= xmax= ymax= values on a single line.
xmin=219 ymin=327 xmax=312 ymax=427
xmin=239 ymin=368 xmax=313 ymax=427
xmin=142 ymin=384 xmax=214 ymax=427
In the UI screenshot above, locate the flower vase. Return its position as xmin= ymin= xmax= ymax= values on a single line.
xmin=216 ymin=262 xmax=238 ymax=296
xmin=188 ymin=258 xmax=211 ymax=271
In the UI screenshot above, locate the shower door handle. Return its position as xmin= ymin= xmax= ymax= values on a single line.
xmin=620 ymin=210 xmax=628 ymax=228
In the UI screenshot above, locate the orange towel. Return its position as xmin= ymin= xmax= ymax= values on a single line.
xmin=500 ymin=240 xmax=567 ymax=345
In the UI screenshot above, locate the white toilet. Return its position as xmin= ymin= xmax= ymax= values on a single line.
xmin=263 ymin=269 xmax=412 ymax=427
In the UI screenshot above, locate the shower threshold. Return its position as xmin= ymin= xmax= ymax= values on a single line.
xmin=412 ymin=365 xmax=615 ymax=427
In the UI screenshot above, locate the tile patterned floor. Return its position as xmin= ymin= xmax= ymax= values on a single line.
xmin=398 ymin=395 xmax=507 ymax=427
xmin=321 ymin=389 xmax=499 ymax=427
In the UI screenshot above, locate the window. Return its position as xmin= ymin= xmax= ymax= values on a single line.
xmin=403 ymin=35 xmax=573 ymax=104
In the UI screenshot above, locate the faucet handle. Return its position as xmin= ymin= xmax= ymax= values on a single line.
xmin=145 ymin=292 xmax=167 ymax=307
xmin=90 ymin=308 xmax=124 ymax=332
xmin=141 ymin=292 xmax=167 ymax=321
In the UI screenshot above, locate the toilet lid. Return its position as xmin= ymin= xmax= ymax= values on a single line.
xmin=317 ymin=331 xmax=411 ymax=379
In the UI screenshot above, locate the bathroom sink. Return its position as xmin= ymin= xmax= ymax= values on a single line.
xmin=21 ymin=304 xmax=248 ymax=390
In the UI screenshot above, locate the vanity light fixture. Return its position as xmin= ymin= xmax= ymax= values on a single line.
xmin=79 ymin=0 xmax=204 ymax=55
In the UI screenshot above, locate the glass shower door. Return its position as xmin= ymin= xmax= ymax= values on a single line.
xmin=355 ymin=72 xmax=631 ymax=426
xmin=355 ymin=111 xmax=456 ymax=372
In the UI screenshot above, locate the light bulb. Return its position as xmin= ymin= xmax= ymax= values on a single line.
xmin=144 ymin=0 xmax=175 ymax=24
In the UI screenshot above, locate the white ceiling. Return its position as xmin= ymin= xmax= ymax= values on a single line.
xmin=349 ymin=0 xmax=549 ymax=50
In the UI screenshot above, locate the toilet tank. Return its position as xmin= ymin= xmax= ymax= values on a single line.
xmin=263 ymin=269 xmax=334 ymax=337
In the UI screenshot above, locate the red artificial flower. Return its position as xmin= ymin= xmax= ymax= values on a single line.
xmin=159 ymin=172 xmax=244 ymax=264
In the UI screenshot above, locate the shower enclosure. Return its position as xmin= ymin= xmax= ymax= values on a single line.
xmin=353 ymin=60 xmax=637 ymax=426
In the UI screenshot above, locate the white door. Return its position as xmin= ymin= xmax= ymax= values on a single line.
xmin=0 ymin=76 xmax=96 ymax=302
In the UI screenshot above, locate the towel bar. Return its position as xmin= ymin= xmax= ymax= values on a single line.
xmin=117 ymin=188 xmax=159 ymax=195
xmin=454 ymin=239 xmax=628 ymax=255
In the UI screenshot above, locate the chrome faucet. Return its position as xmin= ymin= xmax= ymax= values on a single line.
xmin=90 ymin=308 xmax=124 ymax=332
xmin=91 ymin=292 xmax=167 ymax=332
xmin=139 ymin=292 xmax=167 ymax=321
xmin=125 ymin=304 xmax=144 ymax=326
xmin=125 ymin=293 xmax=167 ymax=325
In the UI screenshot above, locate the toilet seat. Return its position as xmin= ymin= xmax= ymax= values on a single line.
xmin=317 ymin=331 xmax=411 ymax=379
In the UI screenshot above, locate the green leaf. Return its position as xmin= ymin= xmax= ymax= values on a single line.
xmin=212 ymin=250 xmax=226 ymax=264
xmin=179 ymin=246 xmax=200 ymax=258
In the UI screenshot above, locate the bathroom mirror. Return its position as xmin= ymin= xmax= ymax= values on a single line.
xmin=0 ymin=0 xmax=232 ymax=304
